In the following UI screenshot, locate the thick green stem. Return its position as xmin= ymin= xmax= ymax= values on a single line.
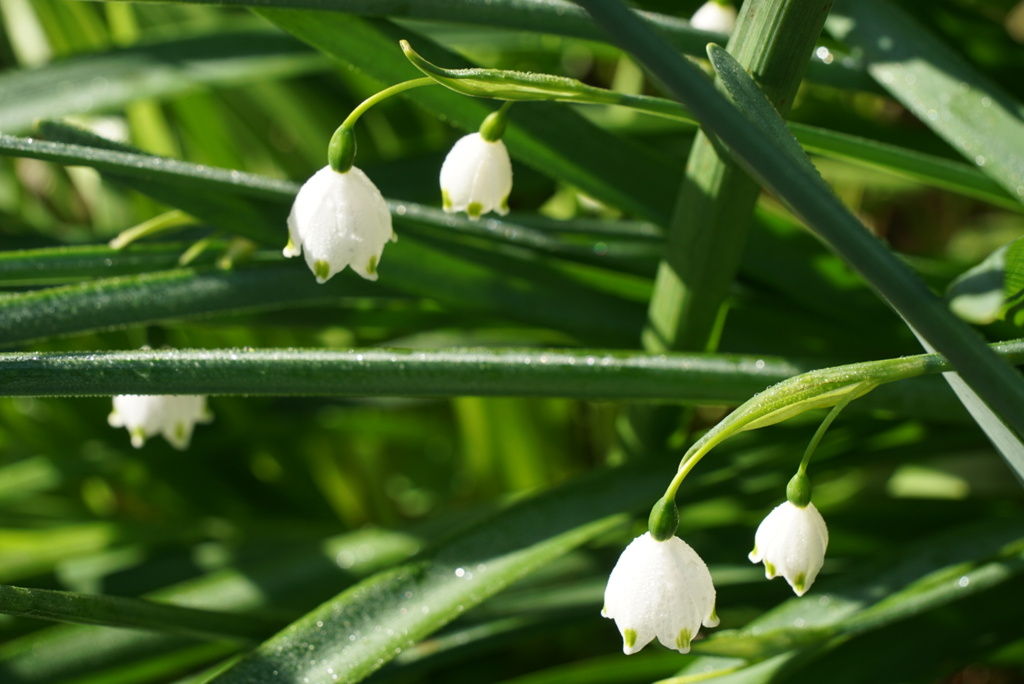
xmin=645 ymin=0 xmax=833 ymax=354
xmin=631 ymin=0 xmax=833 ymax=456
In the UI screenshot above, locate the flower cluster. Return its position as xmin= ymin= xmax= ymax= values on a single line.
xmin=108 ymin=394 xmax=212 ymax=450
xmin=286 ymin=109 xmax=513 ymax=283
xmin=604 ymin=498 xmax=829 ymax=654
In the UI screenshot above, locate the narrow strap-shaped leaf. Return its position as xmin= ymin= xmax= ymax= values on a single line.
xmin=0 ymin=529 xmax=421 ymax=684
xmin=3 ymin=345 xmax=1017 ymax=423
xmin=828 ymin=0 xmax=1024 ymax=209
xmin=0 ymin=237 xmax=644 ymax=348
xmin=207 ymin=461 xmax=665 ymax=684
xmin=102 ymin=0 xmax=877 ymax=92
xmin=575 ymin=0 xmax=1024 ymax=449
xmin=0 ymin=242 xmax=224 ymax=285
xmin=0 ymin=31 xmax=326 ymax=134
xmin=1 ymin=128 xmax=296 ymax=202
xmin=0 ymin=262 xmax=373 ymax=347
xmin=0 ymin=584 xmax=275 ymax=642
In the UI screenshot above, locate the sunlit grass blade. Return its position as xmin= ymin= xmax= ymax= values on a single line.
xmin=828 ymin=0 xmax=1024 ymax=209
xmin=0 ymin=529 xmax=421 ymax=684
xmin=0 ymin=242 xmax=224 ymax=286
xmin=0 ymin=262 xmax=376 ymax=347
xmin=25 ymin=122 xmax=292 ymax=245
xmin=0 ymin=584 xmax=274 ymax=642
xmin=207 ymin=462 xmax=664 ymax=684
xmin=0 ymin=31 xmax=326 ymax=134
xmin=0 ymin=239 xmax=644 ymax=348
xmin=99 ymin=0 xmax=876 ymax=92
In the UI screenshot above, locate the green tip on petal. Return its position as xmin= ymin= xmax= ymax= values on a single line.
xmin=500 ymin=197 xmax=509 ymax=212
xmin=765 ymin=561 xmax=776 ymax=577
xmin=175 ymin=422 xmax=185 ymax=441
xmin=441 ymin=190 xmax=453 ymax=211
xmin=314 ymin=260 xmax=331 ymax=282
xmin=623 ymin=628 xmax=637 ymax=649
xmin=467 ymin=202 xmax=483 ymax=218
xmin=366 ymin=256 xmax=378 ymax=276
xmin=794 ymin=572 xmax=807 ymax=593
xmin=675 ymin=628 xmax=692 ymax=652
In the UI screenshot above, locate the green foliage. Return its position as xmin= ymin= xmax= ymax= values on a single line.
xmin=0 ymin=1 xmax=1023 ymax=683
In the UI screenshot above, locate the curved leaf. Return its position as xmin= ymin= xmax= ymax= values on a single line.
xmin=208 ymin=462 xmax=665 ymax=684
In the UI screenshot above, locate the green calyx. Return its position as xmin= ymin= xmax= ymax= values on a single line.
xmin=786 ymin=471 xmax=812 ymax=507
xmin=328 ymin=127 xmax=356 ymax=173
xmin=648 ymin=494 xmax=680 ymax=541
xmin=479 ymin=102 xmax=513 ymax=142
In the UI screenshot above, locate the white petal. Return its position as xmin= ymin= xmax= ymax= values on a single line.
xmin=440 ymin=133 xmax=513 ymax=219
xmin=109 ymin=395 xmax=212 ymax=450
xmin=690 ymin=1 xmax=737 ymax=33
xmin=285 ymin=166 xmax=394 ymax=282
xmin=750 ymin=501 xmax=828 ymax=595
xmin=603 ymin=532 xmax=717 ymax=654
xmin=109 ymin=395 xmax=165 ymax=446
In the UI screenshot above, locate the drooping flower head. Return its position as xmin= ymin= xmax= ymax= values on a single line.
xmin=690 ymin=1 xmax=737 ymax=33
xmin=749 ymin=500 xmax=829 ymax=596
xmin=440 ymin=132 xmax=513 ymax=220
xmin=602 ymin=532 xmax=719 ymax=655
xmin=284 ymin=165 xmax=396 ymax=283
xmin=108 ymin=395 xmax=212 ymax=450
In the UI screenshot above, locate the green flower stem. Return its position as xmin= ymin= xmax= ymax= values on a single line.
xmin=327 ymin=76 xmax=435 ymax=171
xmin=798 ymin=390 xmax=859 ymax=475
xmin=644 ymin=0 xmax=831 ymax=353
xmin=634 ymin=0 xmax=832 ymax=457
xmin=655 ymin=331 xmax=1024 ymax=502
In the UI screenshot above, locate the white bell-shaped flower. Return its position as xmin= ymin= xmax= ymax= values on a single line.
xmin=284 ymin=165 xmax=396 ymax=283
xmin=602 ymin=532 xmax=719 ymax=655
xmin=749 ymin=501 xmax=828 ymax=596
xmin=690 ymin=1 xmax=737 ymax=33
xmin=440 ymin=133 xmax=512 ymax=220
xmin=108 ymin=395 xmax=212 ymax=450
